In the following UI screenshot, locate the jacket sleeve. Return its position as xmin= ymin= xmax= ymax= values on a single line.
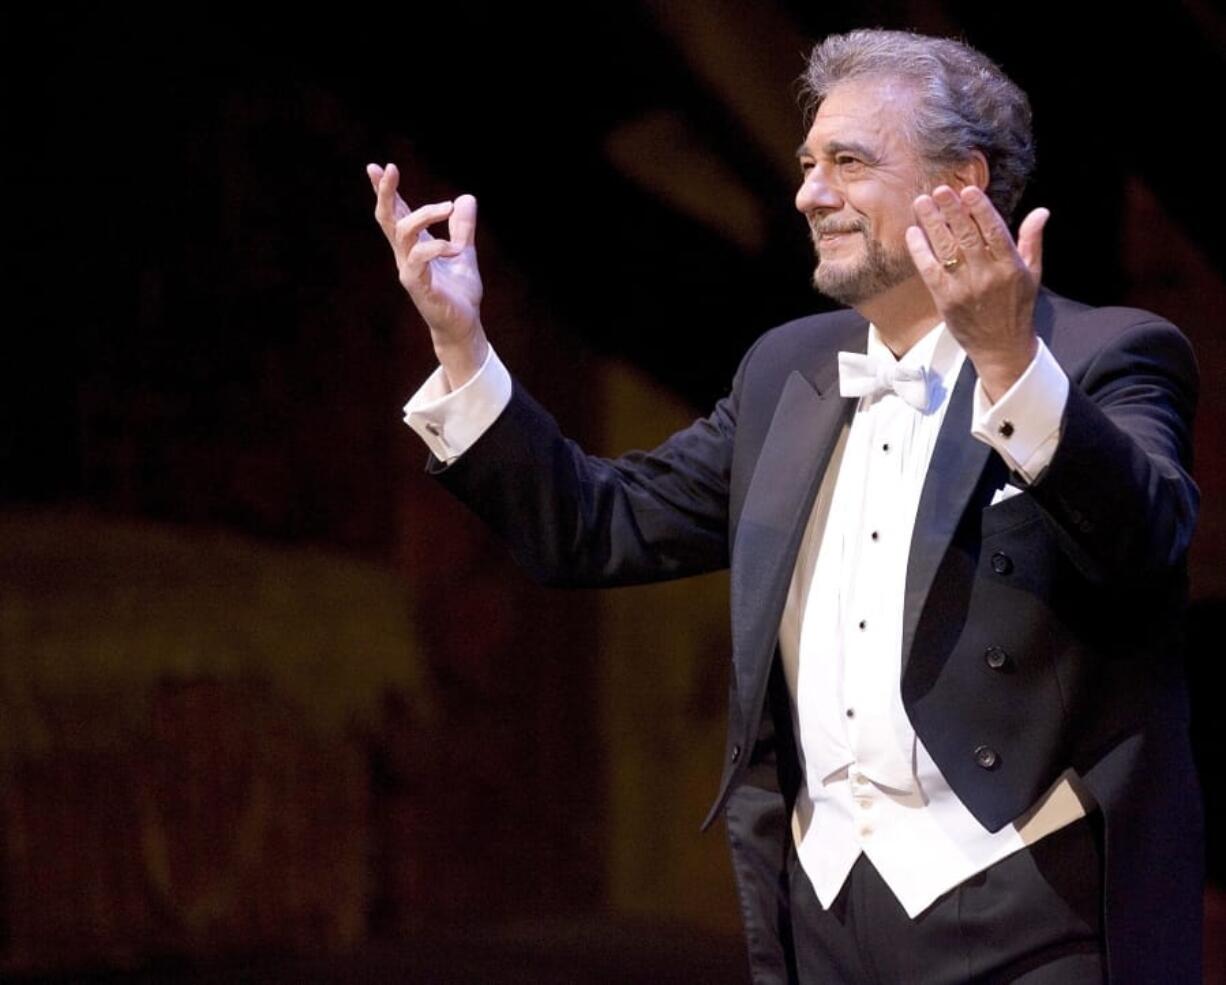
xmin=1028 ymin=316 xmax=1199 ymax=584
xmin=422 ymin=342 xmax=759 ymax=588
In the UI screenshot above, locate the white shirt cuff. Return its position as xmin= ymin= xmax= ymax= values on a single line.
xmin=402 ymin=344 xmax=513 ymax=464
xmin=970 ymin=338 xmax=1069 ymax=484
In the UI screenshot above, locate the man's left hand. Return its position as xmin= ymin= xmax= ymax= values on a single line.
xmin=905 ymin=185 xmax=1050 ymax=402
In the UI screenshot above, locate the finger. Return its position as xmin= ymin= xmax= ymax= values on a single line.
xmin=961 ymin=186 xmax=1015 ymax=258
xmin=366 ymin=162 xmax=383 ymax=194
xmin=384 ymin=164 xmax=413 ymax=222
xmin=905 ymin=224 xmax=945 ymax=289
xmin=448 ymin=194 xmax=478 ymax=251
xmin=911 ymin=194 xmax=960 ymax=263
xmin=1016 ymin=207 xmax=1050 ymax=280
xmin=406 ymin=237 xmax=459 ymax=271
xmin=374 ymin=163 xmax=413 ymax=235
xmin=373 ymin=163 xmax=399 ymax=232
xmin=394 ymin=201 xmax=455 ymax=253
xmin=400 ymin=238 xmax=465 ymax=296
xmin=933 ymin=185 xmax=987 ymax=255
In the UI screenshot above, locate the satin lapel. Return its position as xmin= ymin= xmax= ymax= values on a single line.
xmin=731 ymin=360 xmax=853 ymax=732
xmin=900 ymin=295 xmax=1059 ymax=674
xmin=900 ymin=357 xmax=991 ymax=673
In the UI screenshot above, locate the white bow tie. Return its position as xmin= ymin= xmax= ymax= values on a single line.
xmin=837 ymin=351 xmax=932 ymax=411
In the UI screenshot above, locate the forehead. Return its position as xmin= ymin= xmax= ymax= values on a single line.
xmin=801 ymin=77 xmax=919 ymax=155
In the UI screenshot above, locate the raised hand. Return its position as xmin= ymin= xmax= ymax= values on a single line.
xmin=368 ymin=162 xmax=488 ymax=388
xmin=905 ymin=184 xmax=1050 ymax=402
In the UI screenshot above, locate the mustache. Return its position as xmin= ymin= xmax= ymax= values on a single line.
xmin=812 ymin=220 xmax=866 ymax=237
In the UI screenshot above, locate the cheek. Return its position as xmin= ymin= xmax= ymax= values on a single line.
xmin=874 ymin=196 xmax=918 ymax=238
xmin=843 ymin=185 xmax=880 ymax=220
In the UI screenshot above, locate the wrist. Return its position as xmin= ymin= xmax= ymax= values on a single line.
xmin=972 ymin=336 xmax=1038 ymax=404
xmin=434 ymin=327 xmax=489 ymax=391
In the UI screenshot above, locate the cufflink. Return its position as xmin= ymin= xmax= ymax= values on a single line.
xmin=425 ymin=422 xmax=442 ymax=436
xmin=997 ymin=419 xmax=1015 ymax=438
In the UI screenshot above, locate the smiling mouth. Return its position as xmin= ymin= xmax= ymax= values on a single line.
xmin=815 ymin=229 xmax=862 ymax=251
xmin=813 ymin=220 xmax=862 ymax=236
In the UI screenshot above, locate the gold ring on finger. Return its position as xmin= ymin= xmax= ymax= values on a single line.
xmin=941 ymin=255 xmax=962 ymax=271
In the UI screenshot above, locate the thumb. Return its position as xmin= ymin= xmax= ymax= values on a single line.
xmin=448 ymin=194 xmax=478 ymax=251
xmin=1017 ymin=207 xmax=1050 ymax=281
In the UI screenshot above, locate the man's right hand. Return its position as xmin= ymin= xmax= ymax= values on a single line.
xmin=368 ymin=162 xmax=489 ymax=390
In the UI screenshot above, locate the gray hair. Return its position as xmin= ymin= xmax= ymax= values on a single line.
xmin=800 ymin=29 xmax=1034 ymax=221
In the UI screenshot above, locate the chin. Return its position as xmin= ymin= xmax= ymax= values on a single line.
xmin=813 ymin=247 xmax=916 ymax=307
xmin=814 ymin=263 xmax=869 ymax=306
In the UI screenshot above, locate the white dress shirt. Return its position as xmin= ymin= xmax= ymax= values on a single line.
xmin=402 ymin=323 xmax=1092 ymax=919
xmin=779 ymin=323 xmax=1089 ymax=918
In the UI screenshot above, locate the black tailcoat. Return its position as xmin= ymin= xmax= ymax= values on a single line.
xmin=426 ymin=290 xmax=1202 ymax=984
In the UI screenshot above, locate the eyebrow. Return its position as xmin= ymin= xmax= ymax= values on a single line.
xmin=795 ymin=139 xmax=880 ymax=163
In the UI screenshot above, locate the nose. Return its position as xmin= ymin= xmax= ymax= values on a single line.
xmin=795 ymin=165 xmax=842 ymax=216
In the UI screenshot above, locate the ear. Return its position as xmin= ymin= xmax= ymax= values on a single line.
xmin=948 ymin=149 xmax=990 ymax=194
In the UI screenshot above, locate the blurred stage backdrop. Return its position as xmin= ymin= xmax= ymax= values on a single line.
xmin=6 ymin=2 xmax=1225 ymax=982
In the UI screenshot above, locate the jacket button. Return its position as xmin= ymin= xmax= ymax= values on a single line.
xmin=974 ymin=745 xmax=999 ymax=770
xmin=731 ymin=744 xmax=741 ymax=764
xmin=984 ymin=646 xmax=1009 ymax=670
xmin=990 ymin=551 xmax=1013 ymax=575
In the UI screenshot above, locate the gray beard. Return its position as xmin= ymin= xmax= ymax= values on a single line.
xmin=812 ymin=231 xmax=917 ymax=307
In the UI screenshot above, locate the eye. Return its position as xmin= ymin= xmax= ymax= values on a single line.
xmin=836 ymin=154 xmax=864 ymax=171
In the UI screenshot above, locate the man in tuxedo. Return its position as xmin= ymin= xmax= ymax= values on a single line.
xmin=368 ymin=29 xmax=1200 ymax=985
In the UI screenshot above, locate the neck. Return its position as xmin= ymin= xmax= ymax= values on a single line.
xmin=854 ymin=275 xmax=941 ymax=358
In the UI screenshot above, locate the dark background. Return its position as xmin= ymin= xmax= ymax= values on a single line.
xmin=5 ymin=2 xmax=1225 ymax=981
